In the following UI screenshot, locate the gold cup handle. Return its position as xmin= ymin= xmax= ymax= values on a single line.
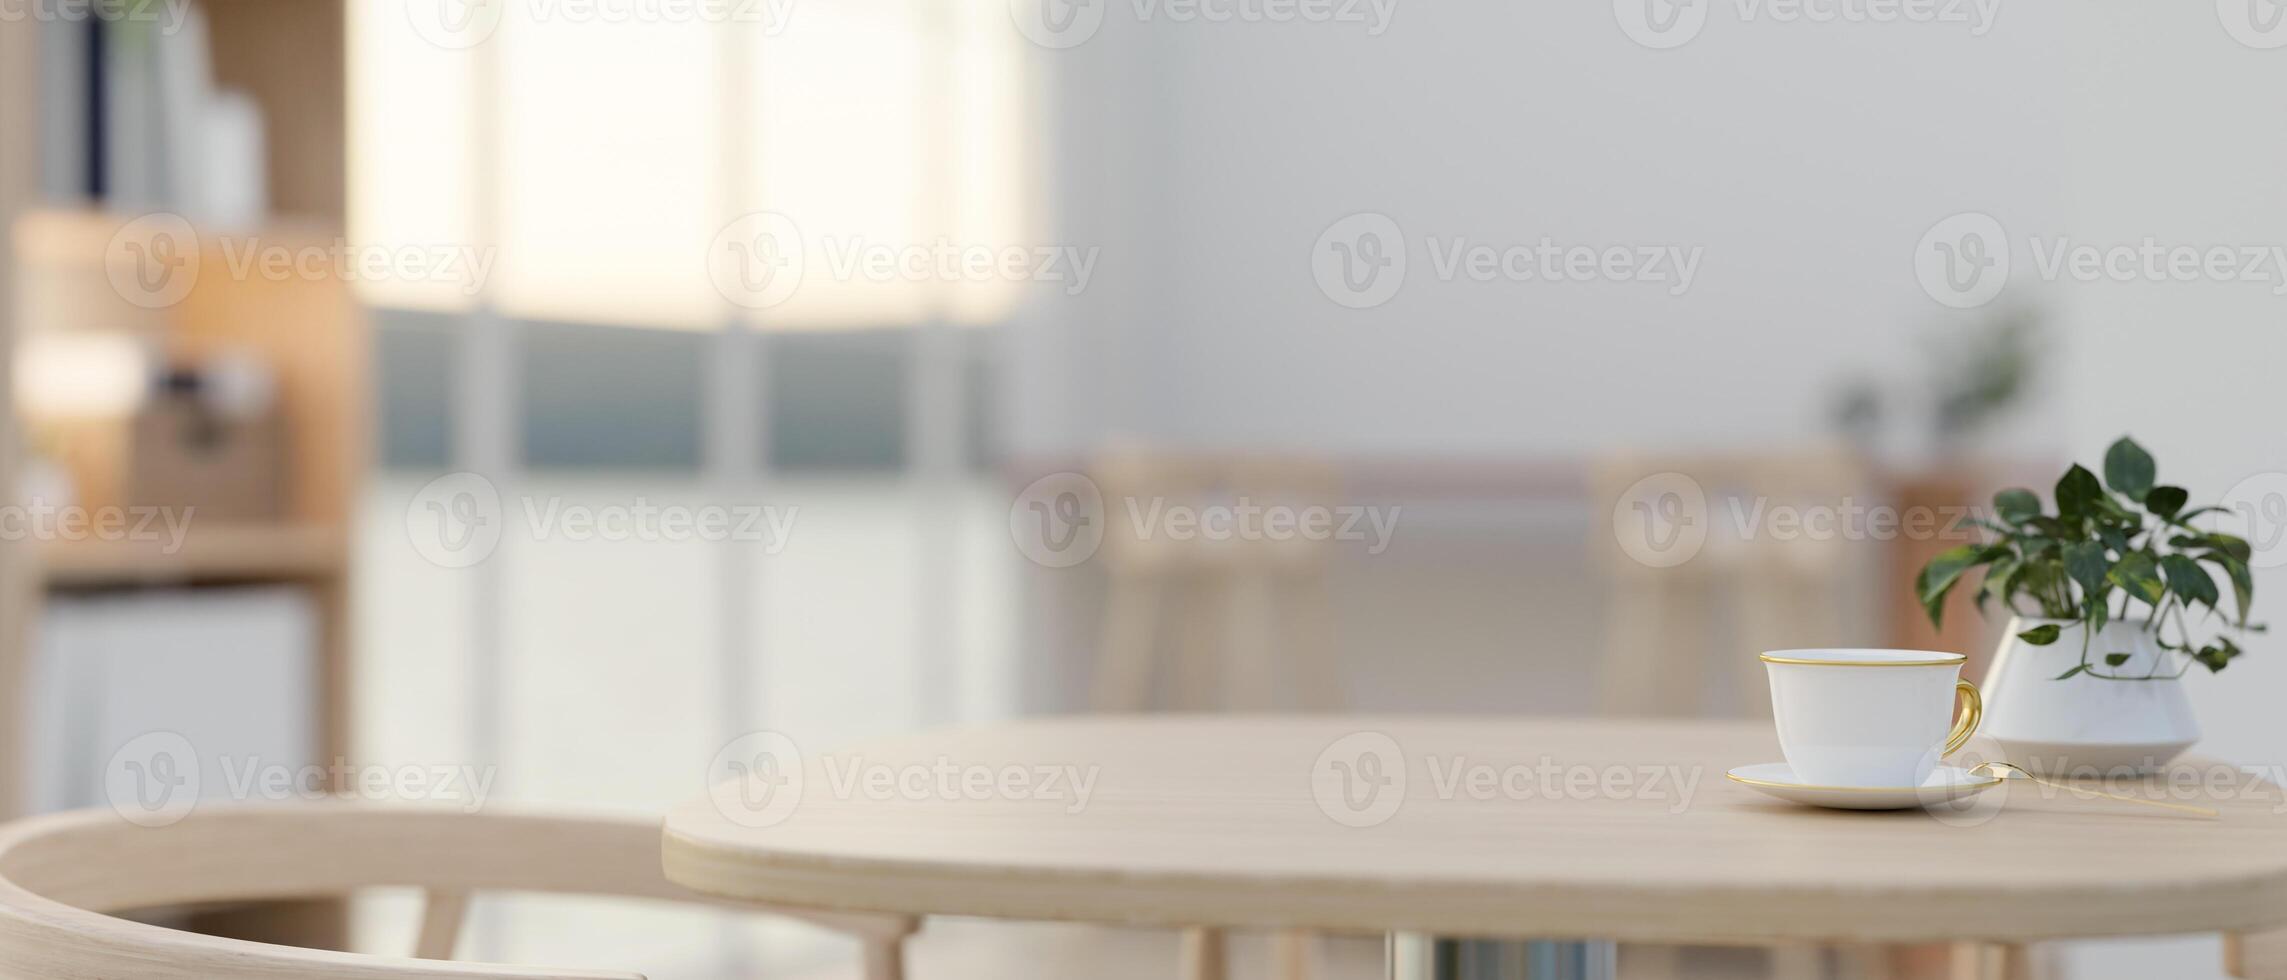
xmin=1943 ymin=679 xmax=1982 ymax=756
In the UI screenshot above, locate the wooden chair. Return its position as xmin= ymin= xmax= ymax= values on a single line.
xmin=0 ymin=804 xmax=918 ymax=979
xmin=1088 ymin=448 xmax=1347 ymax=713
xmin=1592 ymin=449 xmax=1872 ymax=720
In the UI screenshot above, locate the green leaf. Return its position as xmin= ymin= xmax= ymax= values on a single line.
xmin=2103 ymin=437 xmax=2156 ymax=502
xmin=2016 ymin=623 xmax=2062 ymax=645
xmin=1993 ymin=488 xmax=2042 ymax=525
xmin=2104 ymin=652 xmax=2132 ymax=667
xmin=2178 ymin=532 xmax=2255 ymax=562
xmin=2145 ymin=486 xmax=2188 ymax=521
xmin=2161 ymin=554 xmax=2219 ymax=609
xmin=2064 ymin=540 xmax=2109 ymax=598
xmin=2107 ymin=552 xmax=2166 ymax=605
xmin=1917 ymin=544 xmax=2003 ymax=629
xmin=2208 ymin=533 xmax=2254 ymax=563
xmin=2197 ymin=552 xmax=2256 ymax=627
xmin=2054 ymin=663 xmax=2090 ymax=680
xmin=2193 ymin=636 xmax=2244 ymax=673
xmin=2056 ymin=464 xmax=2104 ymax=523
xmin=1977 ymin=556 xmax=2019 ymax=613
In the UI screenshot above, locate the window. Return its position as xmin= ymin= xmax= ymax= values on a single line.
xmin=347 ymin=0 xmax=1031 ymax=330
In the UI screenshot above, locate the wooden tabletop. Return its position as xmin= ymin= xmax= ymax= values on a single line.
xmin=662 ymin=716 xmax=2287 ymax=944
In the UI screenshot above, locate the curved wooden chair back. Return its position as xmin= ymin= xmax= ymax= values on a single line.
xmin=0 ymin=804 xmax=916 ymax=980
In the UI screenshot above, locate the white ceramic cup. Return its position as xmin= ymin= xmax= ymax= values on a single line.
xmin=1763 ymin=649 xmax=1982 ymax=788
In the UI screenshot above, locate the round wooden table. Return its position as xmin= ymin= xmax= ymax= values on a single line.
xmin=663 ymin=716 xmax=2287 ymax=980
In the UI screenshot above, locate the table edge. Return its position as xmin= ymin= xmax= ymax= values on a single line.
xmin=661 ymin=823 xmax=2287 ymax=944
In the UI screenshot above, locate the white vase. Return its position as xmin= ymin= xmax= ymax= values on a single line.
xmin=1980 ymin=616 xmax=2200 ymax=775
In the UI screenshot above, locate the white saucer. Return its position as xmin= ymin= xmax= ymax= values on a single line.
xmin=1726 ymin=762 xmax=2004 ymax=810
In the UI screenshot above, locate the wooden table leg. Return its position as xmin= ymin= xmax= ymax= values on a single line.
xmin=2228 ymin=928 xmax=2287 ymax=978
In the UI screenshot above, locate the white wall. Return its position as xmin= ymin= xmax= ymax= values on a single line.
xmin=1018 ymin=1 xmax=2075 ymax=457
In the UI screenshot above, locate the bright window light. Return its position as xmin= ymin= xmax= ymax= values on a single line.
xmin=347 ymin=0 xmax=1030 ymax=330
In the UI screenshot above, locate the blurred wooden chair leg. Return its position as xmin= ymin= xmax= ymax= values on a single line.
xmin=1093 ymin=569 xmax=1164 ymax=711
xmin=1949 ymin=942 xmax=2035 ymax=980
xmin=1617 ymin=942 xmax=1683 ymax=979
xmin=1736 ymin=572 xmax=1809 ymax=719
xmin=860 ymin=935 xmax=906 ymax=980
xmin=1181 ymin=927 xmax=1227 ymax=980
xmin=1838 ymin=943 xmax=1897 ymax=980
xmin=1171 ymin=576 xmax=1226 ymax=710
xmin=1224 ymin=569 xmax=1280 ymax=710
xmin=1603 ymin=576 xmax=1712 ymax=716
xmin=1284 ymin=572 xmax=1348 ymax=710
xmin=1271 ymin=929 xmax=1317 ymax=980
xmin=2227 ymin=928 xmax=2287 ymax=978
xmin=1771 ymin=945 xmax=1821 ymax=980
xmin=412 ymin=888 xmax=468 ymax=960
xmin=1600 ymin=580 xmax=1672 ymax=715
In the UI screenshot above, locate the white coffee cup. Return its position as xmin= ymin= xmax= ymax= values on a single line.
xmin=1762 ymin=649 xmax=1982 ymax=788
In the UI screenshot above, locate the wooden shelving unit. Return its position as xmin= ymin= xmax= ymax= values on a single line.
xmin=13 ymin=206 xmax=369 ymax=793
xmin=1 ymin=2 xmax=362 ymax=952
xmin=10 ymin=209 xmax=368 ymax=950
xmin=40 ymin=524 xmax=348 ymax=589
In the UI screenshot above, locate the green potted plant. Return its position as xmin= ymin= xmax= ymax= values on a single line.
xmin=1915 ymin=437 xmax=2263 ymax=773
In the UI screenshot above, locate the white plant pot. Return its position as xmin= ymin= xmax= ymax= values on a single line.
xmin=1980 ymin=616 xmax=2200 ymax=775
